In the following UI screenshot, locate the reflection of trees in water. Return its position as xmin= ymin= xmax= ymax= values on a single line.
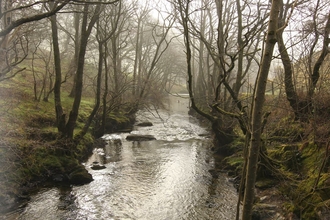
xmin=105 ymin=142 xmax=123 ymax=163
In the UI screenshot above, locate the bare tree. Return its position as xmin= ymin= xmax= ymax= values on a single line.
xmin=51 ymin=1 xmax=98 ymax=138
xmin=131 ymin=3 xmax=151 ymax=97
xmin=69 ymin=4 xmax=82 ymax=97
xmin=172 ymin=0 xmax=269 ymax=142
xmin=79 ymin=1 xmax=121 ymax=137
xmin=0 ymin=0 xmax=71 ymax=81
xmin=242 ymin=0 xmax=281 ymax=218
xmin=277 ymin=0 xmax=330 ymax=121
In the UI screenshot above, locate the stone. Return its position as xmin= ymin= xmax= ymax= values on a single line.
xmin=136 ymin=121 xmax=153 ymax=127
xmin=90 ymin=162 xmax=106 ymax=170
xmin=68 ymin=165 xmax=93 ymax=185
xmin=126 ymin=134 xmax=156 ymax=141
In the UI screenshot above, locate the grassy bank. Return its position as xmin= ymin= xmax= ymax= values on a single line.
xmin=0 ymin=76 xmax=133 ymax=213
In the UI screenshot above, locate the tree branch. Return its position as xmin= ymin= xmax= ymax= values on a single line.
xmin=0 ymin=0 xmax=70 ymax=37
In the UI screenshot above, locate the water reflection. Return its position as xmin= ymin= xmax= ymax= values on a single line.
xmin=8 ymin=95 xmax=238 ymax=220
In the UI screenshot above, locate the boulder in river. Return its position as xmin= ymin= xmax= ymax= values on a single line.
xmin=90 ymin=162 xmax=106 ymax=170
xmin=68 ymin=165 xmax=93 ymax=185
xmin=136 ymin=121 xmax=153 ymax=127
xmin=126 ymin=134 xmax=156 ymax=141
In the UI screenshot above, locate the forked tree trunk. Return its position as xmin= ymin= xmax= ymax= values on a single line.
xmin=75 ymin=31 xmax=103 ymax=140
xmin=66 ymin=4 xmax=101 ymax=139
xmin=309 ymin=12 xmax=330 ymax=98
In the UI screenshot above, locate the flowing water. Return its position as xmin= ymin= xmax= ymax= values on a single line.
xmin=6 ymin=95 xmax=238 ymax=220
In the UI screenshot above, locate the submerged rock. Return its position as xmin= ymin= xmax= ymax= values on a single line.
xmin=90 ymin=162 xmax=106 ymax=170
xmin=136 ymin=121 xmax=153 ymax=127
xmin=126 ymin=134 xmax=156 ymax=141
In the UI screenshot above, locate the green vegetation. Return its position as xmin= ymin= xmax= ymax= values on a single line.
xmin=222 ymin=95 xmax=330 ymax=219
xmin=0 ymin=73 xmax=134 ymax=213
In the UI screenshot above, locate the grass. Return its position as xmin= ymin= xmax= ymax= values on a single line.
xmin=0 ymin=70 xmax=97 ymax=212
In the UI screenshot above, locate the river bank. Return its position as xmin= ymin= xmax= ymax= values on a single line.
xmin=0 ymin=108 xmax=136 ymax=215
xmin=2 ymin=96 xmax=241 ymax=219
xmin=220 ymin=118 xmax=330 ymax=219
xmin=2 ymin=90 xmax=329 ymax=219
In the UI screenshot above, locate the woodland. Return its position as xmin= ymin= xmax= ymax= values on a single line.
xmin=0 ymin=0 xmax=330 ymax=219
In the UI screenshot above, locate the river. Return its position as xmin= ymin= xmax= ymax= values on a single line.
xmin=5 ymin=95 xmax=238 ymax=220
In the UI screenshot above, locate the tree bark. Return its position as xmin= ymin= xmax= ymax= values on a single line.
xmin=277 ymin=25 xmax=302 ymax=119
xmin=51 ymin=12 xmax=66 ymax=134
xmin=69 ymin=6 xmax=81 ymax=98
xmin=308 ymin=12 xmax=330 ymax=98
xmin=65 ymin=4 xmax=101 ymax=139
xmin=242 ymin=0 xmax=281 ymax=219
xmin=75 ymin=31 xmax=103 ymax=140
xmin=133 ymin=17 xmax=142 ymax=97
xmin=234 ymin=0 xmax=244 ymax=95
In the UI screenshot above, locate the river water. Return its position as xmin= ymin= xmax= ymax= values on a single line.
xmin=6 ymin=95 xmax=238 ymax=220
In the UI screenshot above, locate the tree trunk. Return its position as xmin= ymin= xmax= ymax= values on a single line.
xmin=133 ymin=18 xmax=142 ymax=97
xmin=69 ymin=7 xmax=81 ymax=98
xmin=75 ymin=34 xmax=103 ymax=140
xmin=242 ymin=0 xmax=281 ymax=219
xmin=234 ymin=0 xmax=244 ymax=95
xmin=277 ymin=27 xmax=302 ymax=119
xmin=101 ymin=47 xmax=109 ymax=136
xmin=308 ymin=12 xmax=330 ymax=98
xmin=50 ymin=12 xmax=66 ymax=134
xmin=65 ymin=4 xmax=101 ymax=139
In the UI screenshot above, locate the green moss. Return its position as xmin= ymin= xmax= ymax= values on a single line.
xmin=268 ymin=118 xmax=304 ymax=142
xmin=268 ymin=144 xmax=302 ymax=172
xmin=300 ymin=143 xmax=323 ymax=175
xmin=255 ymin=178 xmax=277 ymax=189
xmin=283 ymin=202 xmax=295 ymax=213
xmin=226 ymin=155 xmax=244 ymax=167
xmin=75 ymin=132 xmax=94 ymax=161
xmin=68 ymin=164 xmax=93 ymax=185
xmin=108 ymin=112 xmax=130 ymax=123
xmin=224 ymin=154 xmax=244 ymax=175
xmin=276 ymin=142 xmax=330 ymax=219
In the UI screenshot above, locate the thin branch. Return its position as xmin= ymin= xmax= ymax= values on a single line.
xmin=0 ymin=1 xmax=70 ymax=37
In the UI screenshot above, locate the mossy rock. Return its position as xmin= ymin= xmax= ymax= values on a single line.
xmin=255 ymin=178 xmax=277 ymax=189
xmin=41 ymin=155 xmax=65 ymax=173
xmin=68 ymin=165 xmax=93 ymax=185
xmin=17 ymin=141 xmax=93 ymax=186
xmin=75 ymin=133 xmax=95 ymax=161
xmin=94 ymin=112 xmax=135 ymax=135
xmin=281 ymin=173 xmax=330 ymax=219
